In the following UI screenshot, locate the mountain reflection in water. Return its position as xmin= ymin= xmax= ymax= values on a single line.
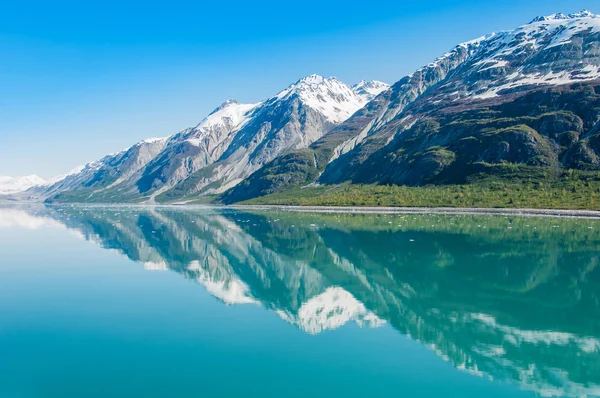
xmin=3 ymin=205 xmax=600 ymax=397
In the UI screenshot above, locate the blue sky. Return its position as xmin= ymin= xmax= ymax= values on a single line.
xmin=1 ymin=0 xmax=598 ymax=178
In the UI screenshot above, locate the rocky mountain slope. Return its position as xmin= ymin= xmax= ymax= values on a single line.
xmin=41 ymin=75 xmax=387 ymax=203
xmin=223 ymin=10 xmax=600 ymax=203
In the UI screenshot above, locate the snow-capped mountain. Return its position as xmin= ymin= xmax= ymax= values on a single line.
xmin=352 ymin=80 xmax=389 ymax=101
xmin=29 ymin=137 xmax=169 ymax=201
xmin=133 ymin=100 xmax=263 ymax=198
xmin=43 ymin=74 xmax=386 ymax=203
xmin=367 ymin=9 xmax=600 ymax=132
xmin=162 ymin=74 xmax=380 ymax=197
xmin=224 ymin=10 xmax=600 ymax=202
xmin=530 ymin=9 xmax=596 ymax=23
xmin=272 ymin=74 xmax=382 ymax=123
xmin=314 ymin=10 xmax=600 ymax=185
xmin=23 ymin=10 xmax=600 ymax=204
xmin=423 ymin=9 xmax=600 ymax=102
xmin=0 ymin=175 xmax=45 ymax=195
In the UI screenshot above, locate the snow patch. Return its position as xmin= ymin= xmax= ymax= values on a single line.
xmin=187 ymin=101 xmax=260 ymax=147
xmin=294 ymin=286 xmax=385 ymax=334
xmin=188 ymin=260 xmax=258 ymax=305
xmin=470 ymin=313 xmax=600 ymax=352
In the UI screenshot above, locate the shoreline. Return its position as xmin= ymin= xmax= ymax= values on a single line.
xmin=4 ymin=201 xmax=600 ymax=219
xmin=230 ymin=204 xmax=600 ymax=219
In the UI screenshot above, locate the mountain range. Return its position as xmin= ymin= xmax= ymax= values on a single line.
xmin=5 ymin=10 xmax=600 ymax=204
xmin=17 ymin=75 xmax=387 ymax=203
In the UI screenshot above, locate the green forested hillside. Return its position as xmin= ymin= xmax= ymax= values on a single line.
xmin=223 ymin=84 xmax=600 ymax=208
xmin=238 ymin=168 xmax=600 ymax=210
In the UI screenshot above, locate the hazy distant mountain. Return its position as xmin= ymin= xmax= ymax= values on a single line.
xmin=43 ymin=75 xmax=388 ymax=203
xmin=0 ymin=175 xmax=45 ymax=195
xmin=223 ymin=10 xmax=600 ymax=203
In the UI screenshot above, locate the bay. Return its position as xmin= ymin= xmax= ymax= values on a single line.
xmin=1 ymin=205 xmax=599 ymax=397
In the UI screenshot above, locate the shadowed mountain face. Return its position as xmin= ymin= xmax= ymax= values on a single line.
xmin=8 ymin=206 xmax=600 ymax=397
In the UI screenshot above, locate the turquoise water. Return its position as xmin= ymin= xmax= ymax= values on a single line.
xmin=1 ymin=206 xmax=599 ymax=397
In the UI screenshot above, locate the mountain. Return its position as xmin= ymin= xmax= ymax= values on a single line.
xmin=222 ymin=11 xmax=600 ymax=203
xmin=15 ymin=138 xmax=169 ymax=203
xmin=0 ymin=175 xmax=45 ymax=195
xmin=42 ymin=75 xmax=388 ymax=203
xmin=20 ymin=10 xmax=600 ymax=205
xmin=351 ymin=80 xmax=390 ymax=100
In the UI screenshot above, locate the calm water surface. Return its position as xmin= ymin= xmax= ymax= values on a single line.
xmin=1 ymin=205 xmax=599 ymax=397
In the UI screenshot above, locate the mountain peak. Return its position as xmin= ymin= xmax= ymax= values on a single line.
xmin=210 ymin=99 xmax=240 ymax=114
xmin=273 ymin=74 xmax=368 ymax=123
xmin=195 ymin=100 xmax=259 ymax=134
xmin=298 ymin=73 xmax=336 ymax=82
xmin=285 ymin=74 xmax=340 ymax=92
xmin=352 ymin=80 xmax=390 ymax=101
xmin=530 ymin=10 xmax=597 ymax=23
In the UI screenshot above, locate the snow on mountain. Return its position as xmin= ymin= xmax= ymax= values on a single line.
xmin=185 ymin=100 xmax=260 ymax=147
xmin=274 ymin=74 xmax=372 ymax=123
xmin=293 ymin=286 xmax=385 ymax=334
xmin=444 ymin=10 xmax=600 ymax=100
xmin=186 ymin=74 xmax=372 ymax=193
xmin=224 ymin=10 xmax=600 ymax=203
xmin=315 ymin=9 xmax=600 ymax=186
xmin=139 ymin=137 xmax=171 ymax=145
xmin=0 ymin=175 xmax=45 ymax=195
xmin=36 ymin=135 xmax=171 ymax=201
xmin=32 ymin=155 xmax=121 ymax=198
xmin=471 ymin=13 xmax=599 ymax=97
xmin=383 ymin=10 xmax=600 ymax=106
xmin=530 ymin=9 xmax=597 ymax=23
xmin=127 ymin=101 xmax=263 ymax=199
xmin=45 ymin=74 xmax=381 ymax=202
xmin=188 ymin=259 xmax=258 ymax=305
xmin=352 ymin=80 xmax=390 ymax=101
xmin=366 ymin=10 xmax=600 ymax=129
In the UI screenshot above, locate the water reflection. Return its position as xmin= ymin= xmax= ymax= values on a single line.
xmin=3 ymin=205 xmax=600 ymax=397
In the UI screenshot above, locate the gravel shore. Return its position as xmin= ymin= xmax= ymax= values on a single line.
xmin=231 ymin=205 xmax=600 ymax=219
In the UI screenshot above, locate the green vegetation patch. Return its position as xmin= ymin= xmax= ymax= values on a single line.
xmin=238 ymin=169 xmax=600 ymax=210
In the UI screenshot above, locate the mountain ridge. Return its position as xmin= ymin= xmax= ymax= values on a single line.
xmin=36 ymin=75 xmax=388 ymax=203
xmin=9 ymin=10 xmax=600 ymax=207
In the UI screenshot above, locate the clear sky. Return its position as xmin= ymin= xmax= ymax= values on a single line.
xmin=1 ymin=0 xmax=598 ymax=178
